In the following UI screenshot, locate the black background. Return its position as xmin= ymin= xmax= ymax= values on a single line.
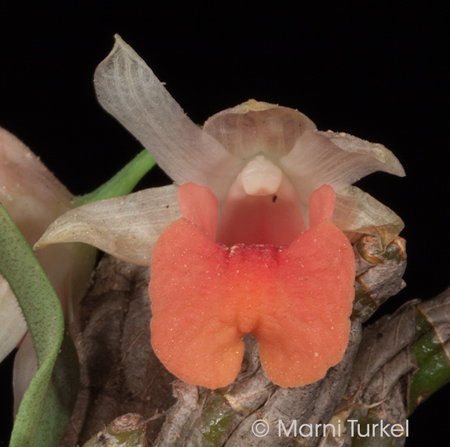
xmin=1 ymin=2 xmax=449 ymax=445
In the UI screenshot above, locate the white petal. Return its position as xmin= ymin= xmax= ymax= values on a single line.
xmin=0 ymin=275 xmax=27 ymax=363
xmin=279 ymin=130 xmax=405 ymax=204
xmin=13 ymin=332 xmax=37 ymax=416
xmin=94 ymin=35 xmax=242 ymax=202
xmin=35 ymin=185 xmax=182 ymax=266
xmin=203 ymin=99 xmax=317 ymax=158
xmin=320 ymin=130 xmax=405 ymax=176
xmin=333 ymin=186 xmax=405 ymax=245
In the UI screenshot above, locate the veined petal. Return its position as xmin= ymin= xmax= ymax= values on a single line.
xmin=35 ymin=185 xmax=181 ymax=266
xmin=94 ymin=35 xmax=243 ymax=202
xmin=320 ymin=130 xmax=405 ymax=176
xmin=203 ymin=99 xmax=317 ymax=158
xmin=333 ymin=185 xmax=405 ymax=245
xmin=279 ymin=129 xmax=405 ymax=204
xmin=0 ymin=275 xmax=27 ymax=363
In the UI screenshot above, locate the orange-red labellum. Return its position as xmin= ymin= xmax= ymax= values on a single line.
xmin=150 ymin=184 xmax=355 ymax=389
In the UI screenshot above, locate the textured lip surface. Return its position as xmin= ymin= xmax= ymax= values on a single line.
xmin=150 ymin=184 xmax=355 ymax=389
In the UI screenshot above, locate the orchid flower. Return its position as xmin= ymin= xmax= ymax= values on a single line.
xmin=0 ymin=126 xmax=96 ymax=412
xmin=36 ymin=35 xmax=405 ymax=389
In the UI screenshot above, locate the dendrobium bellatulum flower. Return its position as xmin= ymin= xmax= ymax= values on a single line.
xmin=37 ymin=35 xmax=405 ymax=389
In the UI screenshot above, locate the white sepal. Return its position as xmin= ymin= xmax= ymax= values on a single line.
xmin=203 ymin=99 xmax=316 ymax=157
xmin=94 ymin=35 xmax=243 ymax=203
xmin=35 ymin=185 xmax=181 ymax=266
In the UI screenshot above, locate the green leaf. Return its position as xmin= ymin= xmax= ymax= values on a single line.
xmin=0 ymin=204 xmax=78 ymax=447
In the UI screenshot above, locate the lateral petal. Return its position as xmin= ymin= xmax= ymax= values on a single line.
xmin=279 ymin=130 xmax=405 ymax=204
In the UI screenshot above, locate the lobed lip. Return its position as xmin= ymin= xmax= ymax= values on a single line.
xmin=150 ymin=183 xmax=355 ymax=389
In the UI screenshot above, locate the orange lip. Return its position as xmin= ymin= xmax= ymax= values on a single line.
xmin=150 ymin=183 xmax=355 ymax=389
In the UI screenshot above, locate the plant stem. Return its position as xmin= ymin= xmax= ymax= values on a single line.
xmin=75 ymin=150 xmax=156 ymax=206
